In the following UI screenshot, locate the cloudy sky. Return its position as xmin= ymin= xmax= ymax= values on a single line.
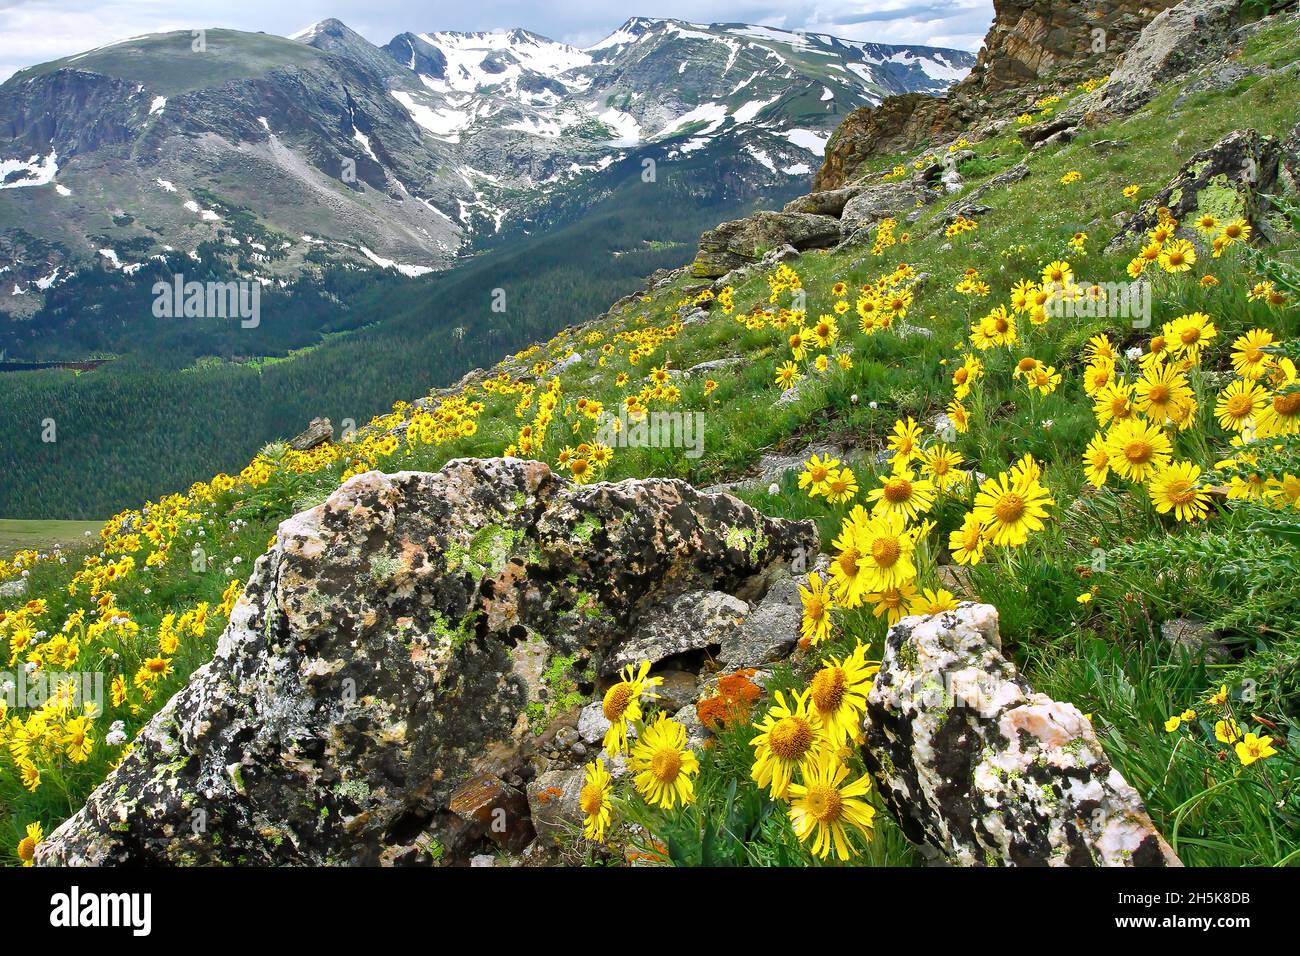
xmin=0 ymin=0 xmax=993 ymax=81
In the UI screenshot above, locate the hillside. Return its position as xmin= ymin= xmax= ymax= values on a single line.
xmin=3 ymin=0 xmax=1300 ymax=870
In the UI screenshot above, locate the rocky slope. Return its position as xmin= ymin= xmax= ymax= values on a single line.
xmin=814 ymin=0 xmax=1187 ymax=190
xmin=0 ymin=18 xmax=973 ymax=314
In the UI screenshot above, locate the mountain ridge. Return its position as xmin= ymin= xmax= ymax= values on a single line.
xmin=0 ymin=17 xmax=973 ymax=316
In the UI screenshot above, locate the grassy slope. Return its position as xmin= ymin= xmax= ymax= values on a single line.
xmin=0 ymin=521 xmax=102 ymax=559
xmin=5 ymin=29 xmax=328 ymax=95
xmin=3 ymin=19 xmax=1300 ymax=866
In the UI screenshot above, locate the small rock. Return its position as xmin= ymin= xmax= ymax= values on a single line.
xmin=1161 ymin=618 xmax=1229 ymax=661
xmin=526 ymin=768 xmax=586 ymax=847
xmin=654 ymin=670 xmax=700 ymax=712
xmin=0 ymin=577 xmax=29 ymax=599
xmin=288 ymin=416 xmax=332 ymax=451
xmin=578 ymin=700 xmax=637 ymax=746
xmin=448 ymin=771 xmax=535 ymax=855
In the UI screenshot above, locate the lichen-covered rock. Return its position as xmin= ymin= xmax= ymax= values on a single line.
xmin=1105 ymin=128 xmax=1281 ymax=252
xmin=863 ymin=603 xmax=1181 ymax=867
xmin=37 ymin=458 xmax=815 ymax=866
xmin=691 ymin=212 xmax=840 ymax=278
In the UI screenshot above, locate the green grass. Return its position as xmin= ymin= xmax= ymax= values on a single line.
xmin=5 ymin=29 xmax=329 ymax=95
xmin=0 ymin=520 xmax=103 ymax=559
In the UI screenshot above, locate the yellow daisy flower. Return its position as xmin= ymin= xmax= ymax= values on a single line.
xmin=630 ymin=715 xmax=699 ymax=809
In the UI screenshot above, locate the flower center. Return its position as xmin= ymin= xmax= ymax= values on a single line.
xmin=1274 ymin=393 xmax=1300 ymax=417
xmin=837 ymin=548 xmax=861 ymax=577
xmin=1147 ymin=384 xmax=1170 ymax=404
xmin=579 ymin=783 xmax=605 ymax=816
xmin=17 ymin=836 xmax=36 ymax=863
xmin=993 ymin=493 xmax=1026 ymax=524
xmin=650 ymin=747 xmax=682 ymax=782
xmin=809 ymin=465 xmax=829 ymax=483
xmin=1226 ymin=394 xmax=1254 ymax=417
xmin=602 ymin=683 xmax=633 ymax=721
xmin=954 ymin=368 xmax=968 ymax=384
xmin=1166 ymin=479 xmax=1196 ymax=504
xmin=811 ymin=667 xmax=848 ymax=714
xmin=1124 ymin=440 xmax=1153 ymax=464
xmin=805 ymin=595 xmax=826 ymax=621
xmin=871 ymin=536 xmax=901 ymax=568
xmin=883 ymin=478 xmax=912 ymax=503
xmin=1180 ymin=327 xmax=1200 ymax=344
xmin=804 ymin=784 xmax=844 ymax=824
xmin=769 ymin=716 xmax=814 ymax=761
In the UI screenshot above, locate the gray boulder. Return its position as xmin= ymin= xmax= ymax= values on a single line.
xmin=602 ymin=590 xmax=748 ymax=675
xmin=692 ymin=212 xmax=839 ymax=278
xmin=863 ymin=603 xmax=1181 ymax=867
xmin=1079 ymin=0 xmax=1245 ymax=121
xmin=36 ymin=458 xmax=815 ymax=866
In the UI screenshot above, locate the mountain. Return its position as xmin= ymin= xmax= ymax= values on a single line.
xmin=0 ymin=18 xmax=973 ymax=316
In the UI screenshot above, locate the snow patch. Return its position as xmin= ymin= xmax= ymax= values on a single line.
xmin=0 ymin=150 xmax=59 ymax=189
xmin=358 ymin=245 xmax=435 ymax=277
xmin=784 ymin=128 xmax=830 ymax=154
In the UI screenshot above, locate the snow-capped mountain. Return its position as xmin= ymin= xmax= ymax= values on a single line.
xmin=0 ymin=17 xmax=973 ymax=306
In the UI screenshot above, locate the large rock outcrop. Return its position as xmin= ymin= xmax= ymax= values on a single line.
xmin=814 ymin=0 xmax=1184 ymax=190
xmin=862 ymin=604 xmax=1181 ymax=867
xmin=37 ymin=458 xmax=815 ymax=866
xmin=1079 ymin=0 xmax=1246 ymax=122
xmin=692 ymin=211 xmax=840 ymax=278
xmin=1105 ymin=127 xmax=1283 ymax=252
